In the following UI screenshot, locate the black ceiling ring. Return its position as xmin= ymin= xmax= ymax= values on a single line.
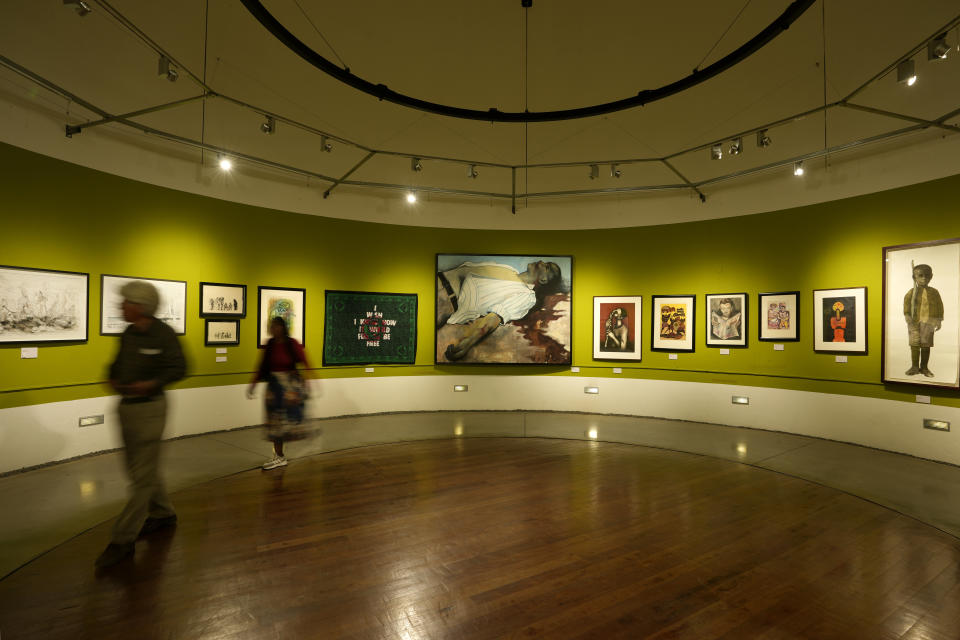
xmin=239 ymin=0 xmax=815 ymax=123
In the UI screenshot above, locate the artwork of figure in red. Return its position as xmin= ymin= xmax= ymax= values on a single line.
xmin=822 ymin=296 xmax=856 ymax=344
xmin=830 ymin=301 xmax=847 ymax=342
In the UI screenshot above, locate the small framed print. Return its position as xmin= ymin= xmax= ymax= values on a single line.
xmin=205 ymin=319 xmax=239 ymax=346
xmin=593 ymin=296 xmax=642 ymax=361
xmin=652 ymin=295 xmax=695 ymax=352
xmin=101 ymin=274 xmax=186 ymax=335
xmin=813 ymin=287 xmax=867 ymax=353
xmin=758 ymin=291 xmax=800 ymax=342
xmin=258 ymin=286 xmax=305 ymax=346
xmin=200 ymin=282 xmax=246 ymax=318
xmin=882 ymin=238 xmax=960 ymax=388
xmin=706 ymin=293 xmax=748 ymax=348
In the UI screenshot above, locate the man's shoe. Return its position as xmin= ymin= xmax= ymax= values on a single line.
xmin=921 ymin=367 xmax=935 ymax=378
xmin=262 ymin=456 xmax=288 ymax=470
xmin=905 ymin=366 xmax=921 ymax=375
xmin=95 ymin=542 xmax=134 ymax=568
xmin=139 ymin=515 xmax=177 ymax=537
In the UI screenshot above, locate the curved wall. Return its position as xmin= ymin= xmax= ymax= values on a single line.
xmin=1 ymin=142 xmax=959 ymax=472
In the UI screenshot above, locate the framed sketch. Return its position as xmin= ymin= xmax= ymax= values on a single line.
xmin=593 ymin=296 xmax=642 ymax=361
xmin=706 ymin=293 xmax=748 ymax=348
xmin=758 ymin=291 xmax=800 ymax=342
xmin=205 ymin=319 xmax=239 ymax=346
xmin=436 ymin=254 xmax=572 ymax=364
xmin=199 ymin=282 xmax=246 ymax=318
xmin=882 ymin=238 xmax=960 ymax=388
xmin=323 ymin=290 xmax=417 ymax=365
xmin=0 ymin=265 xmax=89 ymax=343
xmin=651 ymin=295 xmax=696 ymax=353
xmin=813 ymin=287 xmax=867 ymax=353
xmin=101 ymin=275 xmax=186 ymax=335
xmin=258 ymin=286 xmax=306 ymax=346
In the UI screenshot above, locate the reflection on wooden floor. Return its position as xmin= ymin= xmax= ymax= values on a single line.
xmin=1 ymin=438 xmax=959 ymax=639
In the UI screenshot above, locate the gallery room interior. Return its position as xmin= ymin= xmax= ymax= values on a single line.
xmin=2 ymin=0 xmax=960 ymax=637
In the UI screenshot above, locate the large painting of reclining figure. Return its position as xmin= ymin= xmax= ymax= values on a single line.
xmin=436 ymin=254 xmax=572 ymax=364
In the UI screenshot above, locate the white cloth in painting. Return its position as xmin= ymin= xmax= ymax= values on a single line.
xmin=446 ymin=270 xmax=536 ymax=326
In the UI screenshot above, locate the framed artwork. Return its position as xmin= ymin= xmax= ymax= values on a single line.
xmin=258 ymin=286 xmax=306 ymax=346
xmin=651 ymin=295 xmax=696 ymax=353
xmin=101 ymin=275 xmax=186 ymax=335
xmin=323 ymin=290 xmax=417 ymax=365
xmin=813 ymin=287 xmax=867 ymax=353
xmin=436 ymin=254 xmax=572 ymax=364
xmin=199 ymin=282 xmax=246 ymax=318
xmin=593 ymin=296 xmax=642 ymax=361
xmin=0 ymin=265 xmax=89 ymax=344
xmin=882 ymin=238 xmax=960 ymax=388
xmin=758 ymin=291 xmax=800 ymax=342
xmin=205 ymin=319 xmax=239 ymax=346
xmin=706 ymin=293 xmax=748 ymax=348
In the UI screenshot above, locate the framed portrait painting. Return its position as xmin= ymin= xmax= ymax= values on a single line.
xmin=882 ymin=238 xmax=960 ymax=388
xmin=0 ymin=265 xmax=89 ymax=343
xmin=593 ymin=296 xmax=641 ymax=361
xmin=101 ymin=275 xmax=186 ymax=335
xmin=199 ymin=282 xmax=246 ymax=318
xmin=758 ymin=291 xmax=800 ymax=342
xmin=813 ymin=287 xmax=867 ymax=353
xmin=435 ymin=254 xmax=572 ymax=364
xmin=258 ymin=286 xmax=306 ymax=346
xmin=651 ymin=295 xmax=695 ymax=353
xmin=705 ymin=293 xmax=748 ymax=348
xmin=205 ymin=319 xmax=240 ymax=346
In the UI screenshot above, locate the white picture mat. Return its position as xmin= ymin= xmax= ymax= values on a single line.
xmin=884 ymin=242 xmax=960 ymax=386
xmin=652 ymin=296 xmax=695 ymax=351
xmin=200 ymin=283 xmax=245 ymax=316
xmin=258 ymin=287 xmax=305 ymax=346
xmin=101 ymin=275 xmax=186 ymax=335
xmin=0 ymin=267 xmax=88 ymax=342
xmin=593 ymin=296 xmax=642 ymax=361
xmin=206 ymin=320 xmax=238 ymax=343
xmin=705 ymin=293 xmax=747 ymax=347
xmin=813 ymin=287 xmax=866 ymax=352
xmin=759 ymin=293 xmax=799 ymax=341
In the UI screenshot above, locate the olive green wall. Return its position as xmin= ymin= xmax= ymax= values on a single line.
xmin=1 ymin=142 xmax=959 ymax=410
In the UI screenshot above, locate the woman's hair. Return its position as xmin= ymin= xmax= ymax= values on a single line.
xmin=270 ymin=315 xmax=290 ymax=338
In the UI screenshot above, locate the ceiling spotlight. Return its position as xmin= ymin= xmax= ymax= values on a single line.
xmin=710 ymin=144 xmax=722 ymax=160
xmin=589 ymin=164 xmax=599 ymax=179
xmin=320 ymin=136 xmax=332 ymax=152
xmin=928 ymin=33 xmax=950 ymax=60
xmin=157 ymin=56 xmax=178 ymax=82
xmin=467 ymin=164 xmax=479 ymax=179
xmin=260 ymin=116 xmax=275 ymax=135
xmin=411 ymin=158 xmax=422 ymax=172
xmin=63 ymin=0 xmax=92 ymax=16
xmin=897 ymin=59 xmax=917 ymax=86
xmin=756 ymin=129 xmax=771 ymax=147
xmin=793 ymin=160 xmax=804 ymax=176
xmin=729 ymin=137 xmax=742 ymax=156
xmin=218 ymin=155 xmax=233 ymax=171
xmin=610 ymin=164 xmax=621 ymax=178
xmin=406 ymin=191 xmax=417 ymax=203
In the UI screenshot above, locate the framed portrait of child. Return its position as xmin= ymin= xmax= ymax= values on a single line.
xmin=882 ymin=239 xmax=960 ymax=388
xmin=705 ymin=293 xmax=748 ymax=348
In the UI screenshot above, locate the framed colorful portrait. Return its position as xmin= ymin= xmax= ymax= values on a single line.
xmin=323 ymin=290 xmax=418 ymax=365
xmin=101 ymin=274 xmax=186 ymax=335
xmin=0 ymin=265 xmax=89 ymax=344
xmin=199 ymin=282 xmax=246 ymax=318
xmin=593 ymin=296 xmax=642 ymax=361
xmin=758 ymin=291 xmax=800 ymax=342
xmin=435 ymin=254 xmax=572 ymax=364
xmin=205 ymin=319 xmax=240 ymax=346
xmin=882 ymin=238 xmax=960 ymax=388
xmin=705 ymin=293 xmax=748 ymax=348
xmin=651 ymin=295 xmax=695 ymax=353
xmin=258 ymin=286 xmax=305 ymax=347
xmin=813 ymin=287 xmax=867 ymax=353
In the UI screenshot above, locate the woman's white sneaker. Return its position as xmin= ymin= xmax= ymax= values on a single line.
xmin=262 ymin=456 xmax=288 ymax=470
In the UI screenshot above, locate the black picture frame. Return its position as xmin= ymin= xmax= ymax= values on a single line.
xmin=199 ymin=282 xmax=246 ymax=318
xmin=651 ymin=294 xmax=696 ymax=353
xmin=813 ymin=287 xmax=867 ymax=354
xmin=101 ymin=274 xmax=187 ymax=335
xmin=0 ymin=264 xmax=89 ymax=344
xmin=705 ymin=292 xmax=748 ymax=348
xmin=758 ymin=291 xmax=800 ymax=342
xmin=205 ymin=319 xmax=240 ymax=346
xmin=257 ymin=286 xmax=306 ymax=347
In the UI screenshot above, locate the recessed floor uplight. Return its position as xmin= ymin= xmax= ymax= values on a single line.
xmin=587 ymin=428 xmax=598 ymax=439
xmin=793 ymin=161 xmax=804 ymax=176
xmin=406 ymin=192 xmax=417 ymax=203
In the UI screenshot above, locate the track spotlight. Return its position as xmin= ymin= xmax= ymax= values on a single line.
xmin=928 ymin=33 xmax=950 ymax=60
xmin=610 ymin=164 xmax=621 ymax=178
xmin=218 ymin=155 xmax=232 ymax=171
xmin=467 ymin=164 xmax=479 ymax=179
xmin=793 ymin=160 xmax=804 ymax=176
xmin=321 ymin=136 xmax=332 ymax=152
xmin=260 ymin=116 xmax=275 ymax=135
xmin=729 ymin=137 xmax=742 ymax=156
xmin=710 ymin=144 xmax=722 ymax=160
xmin=63 ymin=0 xmax=92 ymax=16
xmin=589 ymin=164 xmax=599 ymax=179
xmin=897 ymin=59 xmax=917 ymax=86
xmin=756 ymin=129 xmax=771 ymax=147
xmin=406 ymin=191 xmax=417 ymax=203
xmin=157 ymin=56 xmax=178 ymax=82
xmin=411 ymin=158 xmax=422 ymax=172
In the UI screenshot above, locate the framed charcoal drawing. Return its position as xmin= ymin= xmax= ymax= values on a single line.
xmin=258 ymin=286 xmax=306 ymax=346
xmin=651 ymin=295 xmax=695 ymax=353
xmin=813 ymin=287 xmax=867 ymax=354
xmin=205 ymin=319 xmax=240 ymax=346
xmin=101 ymin=274 xmax=186 ymax=335
xmin=882 ymin=238 xmax=960 ymax=388
xmin=705 ymin=292 xmax=748 ymax=348
xmin=758 ymin=291 xmax=800 ymax=342
xmin=593 ymin=296 xmax=642 ymax=361
xmin=435 ymin=254 xmax=572 ymax=365
xmin=0 ymin=265 xmax=89 ymax=344
xmin=323 ymin=290 xmax=417 ymax=365
xmin=199 ymin=282 xmax=246 ymax=318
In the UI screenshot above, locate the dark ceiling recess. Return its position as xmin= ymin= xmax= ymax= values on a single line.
xmin=239 ymin=0 xmax=814 ymax=123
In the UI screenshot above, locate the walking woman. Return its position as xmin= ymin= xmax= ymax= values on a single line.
xmin=247 ymin=316 xmax=312 ymax=469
